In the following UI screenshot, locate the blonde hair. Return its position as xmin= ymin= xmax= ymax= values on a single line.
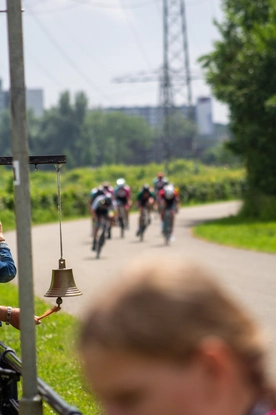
xmin=79 ymin=257 xmax=273 ymax=402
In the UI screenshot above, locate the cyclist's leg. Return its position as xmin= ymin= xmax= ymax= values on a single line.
xmin=169 ymin=207 xmax=176 ymax=241
xmin=136 ymin=205 xmax=144 ymax=236
xmin=92 ymin=215 xmax=100 ymax=250
xmin=124 ymin=202 xmax=130 ymax=229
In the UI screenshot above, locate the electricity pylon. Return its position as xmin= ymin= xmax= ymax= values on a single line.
xmin=113 ymin=0 xmax=197 ymax=169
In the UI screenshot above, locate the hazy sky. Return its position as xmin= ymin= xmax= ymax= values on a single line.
xmin=0 ymin=0 xmax=229 ymax=123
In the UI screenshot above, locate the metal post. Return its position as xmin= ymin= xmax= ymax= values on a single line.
xmin=162 ymin=0 xmax=171 ymax=175
xmin=6 ymin=1 xmax=43 ymax=414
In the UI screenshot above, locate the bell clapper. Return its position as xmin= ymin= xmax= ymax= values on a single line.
xmin=37 ymin=297 xmax=63 ymax=322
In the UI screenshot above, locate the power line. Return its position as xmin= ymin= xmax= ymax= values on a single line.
xmin=25 ymin=44 xmax=66 ymax=89
xmin=69 ymin=0 xmax=161 ymax=9
xmin=51 ymin=13 xmax=109 ymax=72
xmin=24 ymin=2 xmax=81 ymax=15
xmin=26 ymin=8 xmax=112 ymax=101
xmin=119 ymin=0 xmax=153 ymax=71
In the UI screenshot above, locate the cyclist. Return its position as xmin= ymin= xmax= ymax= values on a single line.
xmin=102 ymin=182 xmax=115 ymax=237
xmin=102 ymin=182 xmax=114 ymax=197
xmin=88 ymin=186 xmax=105 ymax=236
xmin=159 ymin=183 xmax=180 ymax=241
xmin=136 ymin=184 xmax=156 ymax=236
xmin=153 ymin=172 xmax=165 ymax=193
xmin=114 ymin=178 xmax=131 ymax=229
xmin=90 ymin=195 xmax=115 ymax=251
xmin=154 ymin=175 xmax=169 ymax=213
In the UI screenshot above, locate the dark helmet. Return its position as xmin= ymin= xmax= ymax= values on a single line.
xmin=142 ymin=184 xmax=150 ymax=192
xmin=97 ymin=185 xmax=105 ymax=195
xmin=104 ymin=196 xmax=112 ymax=207
xmin=102 ymin=181 xmax=110 ymax=190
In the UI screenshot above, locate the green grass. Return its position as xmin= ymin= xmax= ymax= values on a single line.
xmin=0 ymin=283 xmax=99 ymax=414
xmin=193 ymin=215 xmax=276 ymax=253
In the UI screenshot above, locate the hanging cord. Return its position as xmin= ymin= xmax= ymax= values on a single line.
xmin=37 ymin=298 xmax=62 ymax=321
xmin=57 ymin=164 xmax=63 ymax=259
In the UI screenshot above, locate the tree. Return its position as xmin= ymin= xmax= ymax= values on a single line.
xmin=199 ymin=0 xmax=276 ymax=197
xmin=84 ymin=110 xmax=153 ymax=166
xmin=36 ymin=91 xmax=92 ymax=168
xmin=153 ymin=111 xmax=197 ymax=162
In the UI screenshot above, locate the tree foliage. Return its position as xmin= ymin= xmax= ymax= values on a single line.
xmin=200 ymin=0 xmax=276 ymax=195
xmin=0 ymin=91 xmax=154 ymax=169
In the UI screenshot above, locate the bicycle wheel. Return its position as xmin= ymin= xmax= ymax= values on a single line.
xmin=140 ymin=209 xmax=147 ymax=242
xmin=164 ymin=211 xmax=171 ymax=245
xmin=96 ymin=225 xmax=106 ymax=259
xmin=118 ymin=211 xmax=124 ymax=238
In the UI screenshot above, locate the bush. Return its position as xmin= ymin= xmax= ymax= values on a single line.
xmin=0 ymin=162 xmax=245 ymax=227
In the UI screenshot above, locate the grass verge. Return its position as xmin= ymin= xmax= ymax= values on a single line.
xmin=193 ymin=215 xmax=276 ymax=254
xmin=0 ymin=283 xmax=98 ymax=415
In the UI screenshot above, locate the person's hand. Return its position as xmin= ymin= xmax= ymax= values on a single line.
xmin=0 ymin=222 xmax=5 ymax=242
xmin=10 ymin=308 xmax=41 ymax=330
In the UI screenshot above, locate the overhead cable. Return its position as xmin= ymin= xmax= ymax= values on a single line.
xmin=26 ymin=8 xmax=111 ymax=101
xmin=119 ymin=0 xmax=153 ymax=71
xmin=69 ymin=0 xmax=161 ymax=9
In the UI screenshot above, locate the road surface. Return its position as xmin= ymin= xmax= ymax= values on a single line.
xmin=5 ymin=201 xmax=276 ymax=365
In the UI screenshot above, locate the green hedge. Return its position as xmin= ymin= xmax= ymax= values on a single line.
xmin=0 ymin=163 xmax=245 ymax=228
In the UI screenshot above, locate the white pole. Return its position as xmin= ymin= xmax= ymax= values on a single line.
xmin=6 ymin=1 xmax=43 ymax=413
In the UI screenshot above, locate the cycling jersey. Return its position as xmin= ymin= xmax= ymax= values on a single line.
xmin=92 ymin=194 xmax=115 ymax=213
xmin=90 ymin=188 xmax=104 ymax=205
xmin=153 ymin=178 xmax=165 ymax=192
xmin=114 ymin=186 xmax=131 ymax=205
xmin=159 ymin=188 xmax=179 ymax=209
xmin=137 ymin=190 xmax=156 ymax=207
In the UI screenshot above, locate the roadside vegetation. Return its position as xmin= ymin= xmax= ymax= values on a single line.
xmin=193 ymin=215 xmax=276 ymax=254
xmin=0 ymin=160 xmax=245 ymax=231
xmin=0 ymin=283 xmax=97 ymax=414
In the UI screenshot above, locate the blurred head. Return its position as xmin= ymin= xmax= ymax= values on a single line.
xmin=103 ymin=182 xmax=110 ymax=190
xmin=157 ymin=172 xmax=164 ymax=179
xmin=117 ymin=178 xmax=126 ymax=188
xmin=103 ymin=196 xmax=112 ymax=207
xmin=142 ymin=184 xmax=150 ymax=193
xmin=78 ymin=258 xmax=270 ymax=415
xmin=164 ymin=184 xmax=174 ymax=199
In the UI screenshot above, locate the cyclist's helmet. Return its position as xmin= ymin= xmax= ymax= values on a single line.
xmin=163 ymin=177 xmax=169 ymax=186
xmin=164 ymin=184 xmax=174 ymax=200
xmin=104 ymin=196 xmax=112 ymax=207
xmin=142 ymin=184 xmax=150 ymax=192
xmin=116 ymin=178 xmax=126 ymax=188
xmin=157 ymin=172 xmax=164 ymax=178
xmin=97 ymin=185 xmax=105 ymax=195
xmin=102 ymin=181 xmax=110 ymax=190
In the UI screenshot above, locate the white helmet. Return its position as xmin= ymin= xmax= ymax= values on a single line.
xmin=116 ymin=178 xmax=126 ymax=187
xmin=164 ymin=184 xmax=174 ymax=199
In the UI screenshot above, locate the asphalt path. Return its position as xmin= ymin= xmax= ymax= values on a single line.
xmin=5 ymin=201 xmax=276 ymax=366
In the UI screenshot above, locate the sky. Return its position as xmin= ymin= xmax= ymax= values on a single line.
xmin=0 ymin=0 xmax=229 ymax=124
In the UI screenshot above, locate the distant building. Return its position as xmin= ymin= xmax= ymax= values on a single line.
xmin=195 ymin=97 xmax=214 ymax=136
xmin=0 ymin=79 xmax=44 ymax=117
xmin=102 ymin=104 xmax=196 ymax=129
xmin=102 ymin=99 xmax=214 ymax=136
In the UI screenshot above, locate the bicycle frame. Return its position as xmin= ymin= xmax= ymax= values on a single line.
xmin=118 ymin=204 xmax=126 ymax=238
xmin=163 ymin=209 xmax=172 ymax=245
xmin=139 ymin=207 xmax=148 ymax=242
xmin=0 ymin=341 xmax=82 ymax=415
xmin=96 ymin=215 xmax=108 ymax=259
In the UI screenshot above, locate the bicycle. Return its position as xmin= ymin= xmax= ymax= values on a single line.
xmin=117 ymin=204 xmax=127 ymax=238
xmin=163 ymin=208 xmax=173 ymax=245
xmin=139 ymin=207 xmax=149 ymax=242
xmin=95 ymin=215 xmax=109 ymax=259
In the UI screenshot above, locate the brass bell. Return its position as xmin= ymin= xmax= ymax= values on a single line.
xmin=45 ymin=258 xmax=82 ymax=298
